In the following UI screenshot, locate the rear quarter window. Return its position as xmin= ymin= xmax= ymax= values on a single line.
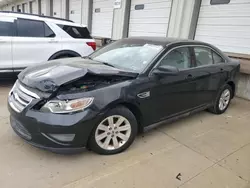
xmin=57 ymin=24 xmax=92 ymax=39
xmin=212 ymin=51 xmax=225 ymax=64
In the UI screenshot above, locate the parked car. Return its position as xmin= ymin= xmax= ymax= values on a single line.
xmin=0 ymin=11 xmax=96 ymax=73
xmin=8 ymin=37 xmax=240 ymax=155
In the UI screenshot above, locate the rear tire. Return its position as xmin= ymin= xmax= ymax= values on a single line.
xmin=208 ymin=84 xmax=232 ymax=114
xmin=88 ymin=106 xmax=138 ymax=155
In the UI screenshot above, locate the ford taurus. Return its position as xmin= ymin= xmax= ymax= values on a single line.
xmin=8 ymin=37 xmax=240 ymax=155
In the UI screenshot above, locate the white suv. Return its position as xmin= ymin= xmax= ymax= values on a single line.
xmin=0 ymin=11 xmax=96 ymax=73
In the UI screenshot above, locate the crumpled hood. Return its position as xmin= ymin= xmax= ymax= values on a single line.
xmin=18 ymin=58 xmax=138 ymax=92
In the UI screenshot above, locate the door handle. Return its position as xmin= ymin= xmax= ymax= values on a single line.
xmin=186 ymin=74 xmax=193 ymax=80
xmin=220 ymin=68 xmax=224 ymax=72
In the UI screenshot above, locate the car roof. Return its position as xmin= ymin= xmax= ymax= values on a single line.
xmin=0 ymin=11 xmax=86 ymax=27
xmin=122 ymin=36 xmax=211 ymax=47
xmin=120 ymin=37 xmax=229 ymax=60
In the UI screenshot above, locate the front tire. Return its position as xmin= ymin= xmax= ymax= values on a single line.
xmin=208 ymin=84 xmax=232 ymax=114
xmin=88 ymin=106 xmax=138 ymax=155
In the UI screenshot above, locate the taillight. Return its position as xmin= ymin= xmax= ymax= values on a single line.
xmin=87 ymin=42 xmax=96 ymax=51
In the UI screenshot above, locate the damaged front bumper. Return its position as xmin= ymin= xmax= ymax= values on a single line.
xmin=8 ymin=102 xmax=102 ymax=154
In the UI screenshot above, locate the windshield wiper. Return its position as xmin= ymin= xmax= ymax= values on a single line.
xmin=101 ymin=62 xmax=115 ymax=68
xmin=83 ymin=56 xmax=116 ymax=68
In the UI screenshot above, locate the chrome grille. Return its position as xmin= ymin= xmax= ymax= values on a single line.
xmin=9 ymin=81 xmax=40 ymax=113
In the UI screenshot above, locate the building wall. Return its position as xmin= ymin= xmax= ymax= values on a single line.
xmin=1 ymin=0 xmax=249 ymax=54
xmin=0 ymin=0 xmax=196 ymax=38
xmin=0 ymin=0 xmax=43 ymax=14
xmin=236 ymin=73 xmax=250 ymax=100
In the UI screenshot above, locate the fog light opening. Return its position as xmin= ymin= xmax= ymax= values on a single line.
xmin=46 ymin=133 xmax=75 ymax=142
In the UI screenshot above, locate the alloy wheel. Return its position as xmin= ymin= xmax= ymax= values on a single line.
xmin=95 ymin=115 xmax=132 ymax=150
xmin=219 ymin=89 xmax=231 ymax=111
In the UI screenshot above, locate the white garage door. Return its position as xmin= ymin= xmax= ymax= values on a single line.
xmin=17 ymin=5 xmax=21 ymax=11
xmin=32 ymin=0 xmax=38 ymax=14
xmin=41 ymin=0 xmax=47 ymax=15
xmin=91 ymin=0 xmax=114 ymax=38
xmin=69 ymin=0 xmax=82 ymax=23
xmin=53 ymin=0 xmax=62 ymax=18
xmin=23 ymin=3 xmax=28 ymax=13
xmin=195 ymin=0 xmax=250 ymax=54
xmin=129 ymin=0 xmax=172 ymax=37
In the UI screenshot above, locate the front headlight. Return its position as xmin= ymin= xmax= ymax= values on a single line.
xmin=40 ymin=97 xmax=94 ymax=113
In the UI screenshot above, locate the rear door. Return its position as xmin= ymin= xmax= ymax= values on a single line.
xmin=0 ymin=17 xmax=14 ymax=71
xmin=191 ymin=46 xmax=226 ymax=105
xmin=12 ymin=18 xmax=62 ymax=70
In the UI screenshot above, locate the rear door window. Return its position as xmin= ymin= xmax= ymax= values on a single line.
xmin=194 ymin=47 xmax=213 ymax=67
xmin=17 ymin=18 xmax=55 ymax=38
xmin=0 ymin=21 xmax=13 ymax=36
xmin=57 ymin=24 xmax=92 ymax=39
xmin=194 ymin=46 xmax=225 ymax=67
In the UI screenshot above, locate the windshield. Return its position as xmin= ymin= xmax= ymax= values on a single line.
xmin=89 ymin=40 xmax=163 ymax=73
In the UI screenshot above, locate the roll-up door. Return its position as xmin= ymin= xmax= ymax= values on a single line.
xmin=195 ymin=0 xmax=250 ymax=54
xmin=22 ymin=3 xmax=28 ymax=13
xmin=53 ymin=0 xmax=62 ymax=18
xmin=40 ymin=0 xmax=47 ymax=15
xmin=128 ymin=0 xmax=172 ymax=37
xmin=32 ymin=0 xmax=39 ymax=14
xmin=91 ymin=0 xmax=114 ymax=38
xmin=69 ymin=0 xmax=82 ymax=23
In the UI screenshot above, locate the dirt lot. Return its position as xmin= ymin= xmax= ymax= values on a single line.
xmin=0 ymin=81 xmax=250 ymax=188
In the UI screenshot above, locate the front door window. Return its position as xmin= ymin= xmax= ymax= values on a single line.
xmin=159 ymin=47 xmax=192 ymax=69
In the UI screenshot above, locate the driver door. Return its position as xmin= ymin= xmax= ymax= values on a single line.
xmin=138 ymin=47 xmax=199 ymax=125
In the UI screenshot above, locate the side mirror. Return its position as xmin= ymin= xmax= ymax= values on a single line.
xmin=152 ymin=65 xmax=179 ymax=76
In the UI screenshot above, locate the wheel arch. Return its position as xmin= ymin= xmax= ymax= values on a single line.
xmin=48 ymin=50 xmax=81 ymax=60
xmin=119 ymin=102 xmax=143 ymax=132
xmin=101 ymin=100 xmax=144 ymax=133
xmin=227 ymin=81 xmax=235 ymax=98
